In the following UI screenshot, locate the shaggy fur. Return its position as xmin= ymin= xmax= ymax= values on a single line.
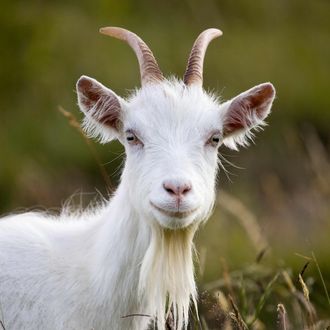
xmin=0 ymin=68 xmax=275 ymax=329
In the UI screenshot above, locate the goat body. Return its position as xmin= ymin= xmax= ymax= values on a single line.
xmin=0 ymin=27 xmax=276 ymax=330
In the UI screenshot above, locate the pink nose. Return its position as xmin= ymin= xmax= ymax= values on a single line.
xmin=163 ymin=180 xmax=192 ymax=197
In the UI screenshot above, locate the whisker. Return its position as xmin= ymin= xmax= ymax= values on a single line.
xmin=217 ymin=156 xmax=233 ymax=183
xmin=219 ymin=152 xmax=244 ymax=170
xmin=102 ymin=151 xmax=126 ymax=166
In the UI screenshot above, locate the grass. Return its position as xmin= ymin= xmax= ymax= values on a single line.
xmin=193 ymin=191 xmax=330 ymax=329
xmin=192 ymin=250 xmax=330 ymax=329
xmin=193 ymin=193 xmax=330 ymax=329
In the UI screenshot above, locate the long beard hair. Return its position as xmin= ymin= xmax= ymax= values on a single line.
xmin=138 ymin=223 xmax=198 ymax=330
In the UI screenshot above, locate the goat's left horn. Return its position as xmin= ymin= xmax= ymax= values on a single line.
xmin=99 ymin=26 xmax=164 ymax=86
xmin=183 ymin=28 xmax=222 ymax=87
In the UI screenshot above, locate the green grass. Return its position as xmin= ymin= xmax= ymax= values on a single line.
xmin=194 ymin=251 xmax=330 ymax=329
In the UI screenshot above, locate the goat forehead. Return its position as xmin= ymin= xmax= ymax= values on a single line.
xmin=125 ymin=81 xmax=220 ymax=138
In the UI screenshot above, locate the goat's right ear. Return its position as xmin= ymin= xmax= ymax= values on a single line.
xmin=76 ymin=75 xmax=123 ymax=143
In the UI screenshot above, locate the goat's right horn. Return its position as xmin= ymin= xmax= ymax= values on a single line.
xmin=99 ymin=27 xmax=164 ymax=86
xmin=183 ymin=28 xmax=222 ymax=87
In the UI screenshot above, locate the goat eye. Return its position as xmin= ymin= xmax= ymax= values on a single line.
xmin=126 ymin=132 xmax=142 ymax=146
xmin=207 ymin=133 xmax=221 ymax=147
xmin=126 ymin=134 xmax=135 ymax=142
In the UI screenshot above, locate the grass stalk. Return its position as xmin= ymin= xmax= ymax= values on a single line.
xmin=311 ymin=252 xmax=330 ymax=307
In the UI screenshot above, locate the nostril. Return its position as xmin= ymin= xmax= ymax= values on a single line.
xmin=182 ymin=183 xmax=192 ymax=195
xmin=163 ymin=182 xmax=176 ymax=196
xmin=163 ymin=181 xmax=192 ymax=197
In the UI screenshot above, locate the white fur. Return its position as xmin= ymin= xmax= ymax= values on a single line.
xmin=0 ymin=77 xmax=275 ymax=330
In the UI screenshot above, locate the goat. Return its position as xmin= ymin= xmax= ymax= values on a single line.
xmin=0 ymin=27 xmax=276 ymax=330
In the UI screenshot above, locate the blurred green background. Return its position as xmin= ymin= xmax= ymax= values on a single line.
xmin=1 ymin=0 xmax=330 ymax=325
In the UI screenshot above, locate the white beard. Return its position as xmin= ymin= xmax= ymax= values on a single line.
xmin=138 ymin=223 xmax=199 ymax=330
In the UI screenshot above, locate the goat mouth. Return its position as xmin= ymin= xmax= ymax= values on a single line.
xmin=150 ymin=202 xmax=198 ymax=219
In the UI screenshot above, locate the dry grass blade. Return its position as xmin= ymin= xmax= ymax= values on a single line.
xmin=277 ymin=304 xmax=288 ymax=330
xmin=282 ymin=270 xmax=297 ymax=294
xmin=294 ymin=291 xmax=317 ymax=328
xmin=311 ymin=252 xmax=330 ymax=307
xmin=58 ymin=106 xmax=113 ymax=191
xmin=228 ymin=295 xmax=248 ymax=330
xmin=215 ymin=290 xmax=230 ymax=313
xmin=303 ymin=125 xmax=330 ymax=194
xmin=299 ymin=261 xmax=310 ymax=277
xmin=256 ymin=247 xmax=268 ymax=264
xmin=298 ymin=261 xmax=311 ymax=303
xmin=217 ymin=192 xmax=268 ymax=252
xmin=294 ymin=253 xmax=312 ymax=261
xmin=298 ymin=273 xmax=316 ymax=329
xmin=298 ymin=274 xmax=310 ymax=302
xmin=221 ymin=258 xmax=233 ymax=296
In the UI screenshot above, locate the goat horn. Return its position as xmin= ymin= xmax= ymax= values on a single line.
xmin=183 ymin=28 xmax=223 ymax=86
xmin=99 ymin=27 xmax=164 ymax=86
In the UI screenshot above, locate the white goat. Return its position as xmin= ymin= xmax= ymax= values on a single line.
xmin=0 ymin=27 xmax=276 ymax=330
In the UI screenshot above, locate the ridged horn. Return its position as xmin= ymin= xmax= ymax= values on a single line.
xmin=183 ymin=28 xmax=222 ymax=86
xmin=99 ymin=27 xmax=164 ymax=86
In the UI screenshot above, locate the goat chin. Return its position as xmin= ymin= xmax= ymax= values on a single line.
xmin=150 ymin=210 xmax=199 ymax=230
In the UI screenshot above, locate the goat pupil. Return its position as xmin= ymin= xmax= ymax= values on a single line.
xmin=213 ymin=137 xmax=219 ymax=143
xmin=127 ymin=136 xmax=134 ymax=141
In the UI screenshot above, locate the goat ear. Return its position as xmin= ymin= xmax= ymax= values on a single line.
xmin=221 ymin=83 xmax=276 ymax=150
xmin=76 ymin=75 xmax=123 ymax=143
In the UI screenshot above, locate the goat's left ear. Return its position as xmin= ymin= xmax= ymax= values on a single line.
xmin=221 ymin=82 xmax=276 ymax=150
xmin=76 ymin=75 xmax=124 ymax=143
